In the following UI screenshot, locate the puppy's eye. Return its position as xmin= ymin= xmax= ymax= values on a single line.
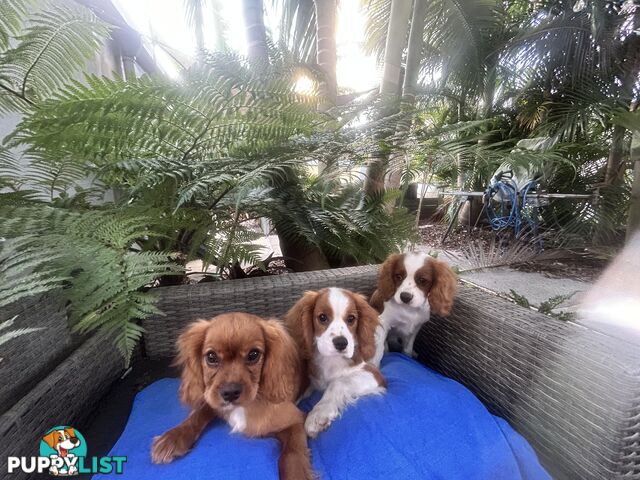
xmin=246 ymin=348 xmax=261 ymax=364
xmin=417 ymin=277 xmax=427 ymax=285
xmin=318 ymin=313 xmax=328 ymax=324
xmin=205 ymin=351 xmax=219 ymax=366
xmin=394 ymin=273 xmax=403 ymax=281
xmin=346 ymin=315 xmax=356 ymax=325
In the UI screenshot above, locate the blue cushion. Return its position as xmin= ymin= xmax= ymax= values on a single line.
xmin=95 ymin=354 xmax=550 ymax=480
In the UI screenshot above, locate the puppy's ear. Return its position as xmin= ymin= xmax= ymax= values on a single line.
xmin=428 ymin=259 xmax=458 ymax=316
xmin=374 ymin=254 xmax=402 ymax=303
xmin=284 ymin=291 xmax=318 ymax=359
xmin=176 ymin=320 xmax=210 ymax=408
xmin=42 ymin=431 xmax=58 ymax=449
xmin=259 ymin=319 xmax=301 ymax=403
xmin=354 ymin=293 xmax=380 ymax=362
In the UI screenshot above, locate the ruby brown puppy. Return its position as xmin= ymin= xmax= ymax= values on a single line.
xmin=285 ymin=287 xmax=386 ymax=438
xmin=151 ymin=312 xmax=314 ymax=480
xmin=370 ymin=252 xmax=458 ymax=366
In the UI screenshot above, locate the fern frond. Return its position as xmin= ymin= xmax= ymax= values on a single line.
xmin=0 ymin=204 xmax=181 ymax=360
xmin=0 ymin=1 xmax=109 ymax=113
xmin=0 ymin=0 xmax=33 ymax=50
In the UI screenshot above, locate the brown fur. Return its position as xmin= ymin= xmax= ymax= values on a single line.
xmin=352 ymin=293 xmax=380 ymax=361
xmin=427 ymin=259 xmax=458 ymax=316
xmin=151 ymin=313 xmax=313 ymax=480
xmin=370 ymin=254 xmax=404 ymax=311
xmin=363 ymin=363 xmax=387 ymax=388
xmin=285 ymin=288 xmax=381 ymax=363
xmin=370 ymin=253 xmax=458 ymax=316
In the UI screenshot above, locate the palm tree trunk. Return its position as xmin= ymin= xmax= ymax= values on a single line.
xmin=402 ymin=0 xmax=426 ymax=102
xmin=605 ymin=124 xmax=626 ymax=185
xmin=626 ymin=126 xmax=640 ymax=241
xmin=364 ymin=0 xmax=412 ymax=196
xmin=193 ymin=1 xmax=205 ymax=52
xmin=277 ymin=227 xmax=330 ymax=272
xmin=385 ymin=0 xmax=427 ymax=193
xmin=242 ymin=0 xmax=269 ymax=63
xmin=211 ymin=0 xmax=227 ymax=51
xmin=456 ymin=96 xmax=466 ymax=189
xmin=379 ymin=0 xmax=412 ymax=96
xmin=314 ymin=0 xmax=337 ymax=107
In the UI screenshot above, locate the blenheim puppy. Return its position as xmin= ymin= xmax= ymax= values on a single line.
xmin=285 ymin=287 xmax=386 ymax=438
xmin=151 ymin=313 xmax=313 ymax=480
xmin=370 ymin=252 xmax=458 ymax=365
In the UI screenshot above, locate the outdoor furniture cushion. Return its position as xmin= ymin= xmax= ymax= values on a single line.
xmin=95 ymin=353 xmax=550 ymax=480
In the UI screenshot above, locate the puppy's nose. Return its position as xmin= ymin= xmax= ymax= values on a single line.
xmin=220 ymin=382 xmax=243 ymax=402
xmin=332 ymin=336 xmax=348 ymax=352
xmin=400 ymin=292 xmax=413 ymax=304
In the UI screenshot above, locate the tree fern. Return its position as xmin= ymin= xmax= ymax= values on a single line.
xmin=0 ymin=0 xmax=31 ymax=50
xmin=0 ymin=0 xmax=109 ymax=114
xmin=0 ymin=202 xmax=181 ymax=362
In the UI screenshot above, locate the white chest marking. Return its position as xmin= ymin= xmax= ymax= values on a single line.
xmin=379 ymin=299 xmax=430 ymax=335
xmin=228 ymin=406 xmax=246 ymax=433
xmin=311 ymin=353 xmax=353 ymax=390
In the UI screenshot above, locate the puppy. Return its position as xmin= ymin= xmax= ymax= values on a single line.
xmin=285 ymin=287 xmax=386 ymax=438
xmin=151 ymin=313 xmax=313 ymax=480
xmin=370 ymin=252 xmax=457 ymax=366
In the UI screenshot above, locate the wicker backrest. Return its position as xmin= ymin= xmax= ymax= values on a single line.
xmin=0 ymin=330 xmax=124 ymax=480
xmin=416 ymin=285 xmax=640 ymax=480
xmin=142 ymin=265 xmax=379 ymax=358
xmin=0 ymin=294 xmax=76 ymax=414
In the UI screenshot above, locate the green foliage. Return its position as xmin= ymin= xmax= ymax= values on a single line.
xmin=0 ymin=0 xmax=109 ymax=114
xmin=1 ymin=2 xmax=417 ymax=363
xmin=0 ymin=0 xmax=30 ymax=51
xmin=0 ymin=202 xmax=181 ymax=361
xmin=270 ymin=0 xmax=316 ymax=63
xmin=508 ymin=289 xmax=530 ymax=308
xmin=538 ymin=292 xmax=576 ymax=315
xmin=265 ymin=171 xmax=418 ymax=265
xmin=508 ymin=289 xmax=576 ymax=321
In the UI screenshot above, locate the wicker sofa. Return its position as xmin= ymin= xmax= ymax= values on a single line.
xmin=1 ymin=265 xmax=639 ymax=479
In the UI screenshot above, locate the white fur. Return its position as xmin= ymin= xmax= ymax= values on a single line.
xmin=228 ymin=406 xmax=246 ymax=433
xmin=315 ymin=288 xmax=356 ymax=358
xmin=393 ymin=252 xmax=430 ymax=308
xmin=305 ymin=362 xmax=384 ymax=438
xmin=373 ymin=253 xmax=434 ymax=366
xmin=305 ymin=288 xmax=385 ymax=438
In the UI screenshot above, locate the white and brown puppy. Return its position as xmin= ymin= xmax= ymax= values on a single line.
xmin=285 ymin=287 xmax=386 ymax=438
xmin=370 ymin=252 xmax=458 ymax=365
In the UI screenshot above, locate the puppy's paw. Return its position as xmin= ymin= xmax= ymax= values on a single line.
xmin=305 ymin=403 xmax=338 ymax=438
xmin=151 ymin=429 xmax=191 ymax=464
